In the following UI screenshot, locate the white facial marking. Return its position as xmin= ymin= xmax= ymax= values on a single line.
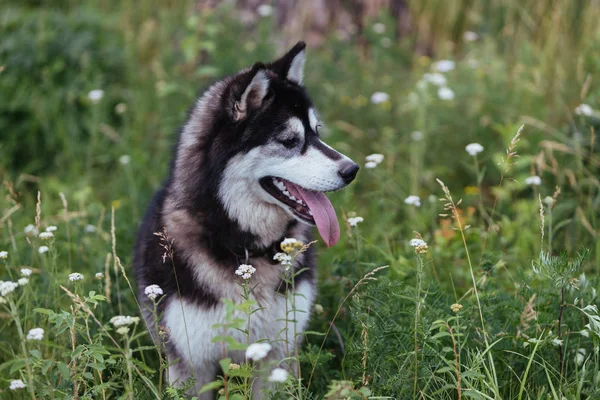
xmin=308 ymin=108 xmax=319 ymax=132
xmin=287 ymin=117 xmax=305 ymax=137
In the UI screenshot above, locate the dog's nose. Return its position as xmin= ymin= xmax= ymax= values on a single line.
xmin=338 ymin=161 xmax=359 ymax=184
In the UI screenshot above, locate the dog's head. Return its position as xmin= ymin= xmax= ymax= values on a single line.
xmin=177 ymin=42 xmax=358 ymax=247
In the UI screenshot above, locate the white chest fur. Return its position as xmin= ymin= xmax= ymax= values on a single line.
xmin=163 ymin=278 xmax=314 ymax=366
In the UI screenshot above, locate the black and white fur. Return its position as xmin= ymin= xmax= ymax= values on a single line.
xmin=133 ymin=42 xmax=358 ymax=398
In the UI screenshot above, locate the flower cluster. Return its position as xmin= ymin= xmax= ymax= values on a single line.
xmin=0 ymin=251 xmax=7 ymax=260
xmin=95 ymin=272 xmax=104 ymax=279
xmin=68 ymin=273 xmax=84 ymax=282
xmin=575 ymin=103 xmax=594 ymax=116
xmin=38 ymin=246 xmax=49 ymax=254
xmin=235 ymin=264 xmax=256 ymax=280
xmin=88 ymin=89 xmax=104 ymax=103
xmin=46 ymin=226 xmax=57 ymax=232
xmin=268 ymin=367 xmax=289 ymax=382
xmin=24 ymin=224 xmax=39 ymax=236
xmin=404 ymin=195 xmax=421 ymax=207
xmin=0 ymin=281 xmax=19 ymax=296
xmin=27 ymin=328 xmax=44 ymax=341
xmin=465 ymin=143 xmax=484 ymax=156
xmin=280 ymin=238 xmax=303 ymax=254
xmin=145 ymin=284 xmax=164 ymax=300
xmin=20 ymin=268 xmax=32 ymax=277
xmin=39 ymin=232 xmax=54 ymax=240
xmin=245 ymin=342 xmax=272 ymax=360
xmin=525 ymin=175 xmax=542 ymax=186
xmin=410 ymin=238 xmax=429 ymax=254
xmin=365 ymin=153 xmax=384 ymax=169
xmin=450 ymin=303 xmax=463 ymax=313
xmin=273 ymin=252 xmax=293 ymax=271
xmin=370 ymin=92 xmax=389 ymax=105
xmin=18 ymin=278 xmax=29 ymax=286
xmin=10 ymin=379 xmax=25 ymax=390
xmin=110 ymin=315 xmax=140 ymax=328
xmin=347 ymin=216 xmax=364 ymax=227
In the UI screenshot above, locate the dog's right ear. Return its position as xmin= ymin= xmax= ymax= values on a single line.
xmin=234 ymin=63 xmax=270 ymax=121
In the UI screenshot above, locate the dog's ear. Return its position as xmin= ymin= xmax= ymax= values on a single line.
xmin=268 ymin=41 xmax=306 ymax=85
xmin=234 ymin=63 xmax=270 ymax=121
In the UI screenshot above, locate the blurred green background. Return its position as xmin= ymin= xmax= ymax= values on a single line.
xmin=1 ymin=0 xmax=600 ymax=398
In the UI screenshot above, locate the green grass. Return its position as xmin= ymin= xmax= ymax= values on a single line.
xmin=1 ymin=1 xmax=600 ymax=398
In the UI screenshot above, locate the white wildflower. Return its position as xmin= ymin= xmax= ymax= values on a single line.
xmin=434 ymin=60 xmax=456 ymax=72
xmin=347 ymin=216 xmax=364 ymax=227
xmin=410 ymin=239 xmax=427 ymax=247
xmin=525 ymin=176 xmax=542 ymax=186
xmin=88 ymin=89 xmax=104 ymax=103
xmin=84 ymin=224 xmax=97 ymax=233
xmin=314 ymin=304 xmax=324 ymax=314
xmin=145 ymin=284 xmax=164 ymax=300
xmin=24 ymin=224 xmax=39 ymax=236
xmin=116 ymin=326 xmax=130 ymax=336
xmin=245 ymin=342 xmax=272 ymax=360
xmin=463 ymin=31 xmax=479 ymax=41
xmin=68 ymin=273 xmax=84 ymax=282
xmin=465 ymin=143 xmax=484 ymax=156
xmin=95 ymin=272 xmax=104 ymax=279
xmin=45 ymin=226 xmax=57 ymax=232
xmin=404 ymin=195 xmax=421 ymax=207
xmin=0 ymin=297 xmax=6 ymax=304
xmin=257 ymin=4 xmax=273 ymax=17
xmin=10 ymin=379 xmax=25 ymax=390
xmin=38 ymin=246 xmax=49 ymax=254
xmin=552 ymin=338 xmax=563 ymax=347
xmin=438 ymin=87 xmax=455 ymax=100
xmin=273 ymin=252 xmax=292 ymax=264
xmin=20 ymin=268 xmax=32 ymax=277
xmin=281 ymin=238 xmax=298 ymax=247
xmin=18 ymin=278 xmax=29 ymax=286
xmin=543 ymin=196 xmax=554 ymax=206
xmin=39 ymin=232 xmax=54 ymax=240
xmin=115 ymin=103 xmax=127 ymax=114
xmin=0 ymin=281 xmax=19 ymax=296
xmin=235 ymin=264 xmax=256 ymax=280
xmin=365 ymin=153 xmax=384 ymax=164
xmin=411 ymin=131 xmax=424 ymax=141
xmin=372 ymin=22 xmax=386 ymax=34
xmin=365 ymin=161 xmax=378 ymax=169
xmin=268 ymin=367 xmax=289 ymax=382
xmin=370 ymin=92 xmax=390 ymax=104
xmin=575 ymin=104 xmax=593 ymax=116
xmin=27 ymin=328 xmax=44 ymax=341
xmin=423 ymin=72 xmax=447 ymax=87
xmin=110 ymin=315 xmax=140 ymax=328
xmin=576 ymin=348 xmax=586 ymax=366
xmin=119 ymin=155 xmax=131 ymax=165
xmin=0 ymin=251 xmax=7 ymax=260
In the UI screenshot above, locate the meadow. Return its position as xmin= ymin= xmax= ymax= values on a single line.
xmin=1 ymin=1 xmax=600 ymax=398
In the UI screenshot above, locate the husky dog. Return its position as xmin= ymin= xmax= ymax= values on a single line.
xmin=133 ymin=42 xmax=358 ymax=397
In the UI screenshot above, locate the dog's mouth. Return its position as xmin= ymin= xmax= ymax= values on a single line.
xmin=260 ymin=177 xmax=340 ymax=247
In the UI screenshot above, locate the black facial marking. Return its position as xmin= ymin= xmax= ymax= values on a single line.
xmin=307 ymin=134 xmax=343 ymax=161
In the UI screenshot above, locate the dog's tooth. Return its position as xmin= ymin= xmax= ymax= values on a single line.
xmin=283 ymin=190 xmax=290 ymax=196
xmin=289 ymin=195 xmax=296 ymax=201
xmin=308 ymin=210 xmax=313 ymax=216
xmin=296 ymin=199 xmax=303 ymax=204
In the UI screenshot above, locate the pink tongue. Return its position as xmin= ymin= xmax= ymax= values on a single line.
xmin=285 ymin=183 xmax=340 ymax=247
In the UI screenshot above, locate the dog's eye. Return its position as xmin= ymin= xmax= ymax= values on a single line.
xmin=279 ymin=137 xmax=299 ymax=148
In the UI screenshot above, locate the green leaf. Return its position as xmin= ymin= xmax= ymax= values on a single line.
xmin=199 ymin=380 xmax=223 ymax=394
xmin=219 ymin=358 xmax=231 ymax=374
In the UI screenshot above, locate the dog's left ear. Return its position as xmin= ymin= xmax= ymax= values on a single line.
xmin=268 ymin=41 xmax=306 ymax=85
